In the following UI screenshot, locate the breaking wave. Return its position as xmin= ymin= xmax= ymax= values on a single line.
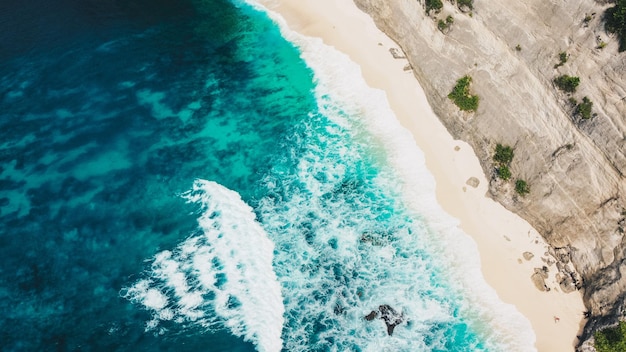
xmin=123 ymin=179 xmax=284 ymax=352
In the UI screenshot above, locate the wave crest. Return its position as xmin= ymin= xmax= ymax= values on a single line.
xmin=123 ymin=179 xmax=284 ymax=352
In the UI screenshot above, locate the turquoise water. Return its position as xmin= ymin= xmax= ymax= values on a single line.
xmin=0 ymin=0 xmax=534 ymax=351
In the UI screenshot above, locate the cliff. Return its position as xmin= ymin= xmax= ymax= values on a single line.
xmin=350 ymin=0 xmax=626 ymax=348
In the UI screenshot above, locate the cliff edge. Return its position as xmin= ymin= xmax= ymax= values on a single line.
xmin=351 ymin=0 xmax=626 ymax=348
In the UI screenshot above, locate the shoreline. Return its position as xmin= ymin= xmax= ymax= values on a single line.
xmin=258 ymin=0 xmax=586 ymax=350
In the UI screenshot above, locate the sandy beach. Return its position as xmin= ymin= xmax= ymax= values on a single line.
xmin=257 ymin=0 xmax=586 ymax=350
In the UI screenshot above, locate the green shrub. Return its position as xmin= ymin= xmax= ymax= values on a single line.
xmin=595 ymin=322 xmax=626 ymax=352
xmin=438 ymin=16 xmax=455 ymax=32
xmin=515 ymin=44 xmax=522 ymax=51
xmin=605 ymin=0 xmax=626 ymax=52
xmin=425 ymin=0 xmax=443 ymax=14
xmin=497 ymin=166 xmax=511 ymax=180
xmin=448 ymin=75 xmax=480 ymax=112
xmin=554 ymin=51 xmax=568 ymax=68
xmin=515 ymin=179 xmax=530 ymax=196
xmin=554 ymin=75 xmax=580 ymax=93
xmin=457 ymin=0 xmax=474 ymax=10
xmin=494 ymin=144 xmax=514 ymax=165
xmin=576 ymin=96 xmax=593 ymax=119
xmin=438 ymin=19 xmax=446 ymax=31
xmin=568 ymin=97 xmax=578 ymax=107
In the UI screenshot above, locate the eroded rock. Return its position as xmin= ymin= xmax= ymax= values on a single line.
xmin=465 ymin=177 xmax=480 ymax=188
xmin=531 ymin=271 xmax=548 ymax=292
xmin=364 ymin=304 xmax=404 ymax=336
xmin=379 ymin=304 xmax=404 ymax=336
xmin=365 ymin=310 xmax=378 ymax=321
xmin=388 ymin=47 xmax=405 ymax=59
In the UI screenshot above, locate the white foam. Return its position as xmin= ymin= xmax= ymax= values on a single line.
xmin=123 ymin=180 xmax=284 ymax=352
xmin=144 ymin=288 xmax=168 ymax=310
xmin=242 ymin=2 xmax=537 ymax=351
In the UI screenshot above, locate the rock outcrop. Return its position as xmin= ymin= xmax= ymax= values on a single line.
xmin=352 ymin=0 xmax=626 ymax=347
xmin=364 ymin=304 xmax=405 ymax=335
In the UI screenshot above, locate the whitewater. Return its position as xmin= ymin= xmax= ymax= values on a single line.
xmin=124 ymin=1 xmax=537 ymax=351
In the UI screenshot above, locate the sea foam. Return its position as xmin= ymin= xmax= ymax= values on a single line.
xmin=244 ymin=2 xmax=538 ymax=351
xmin=123 ymin=179 xmax=284 ymax=352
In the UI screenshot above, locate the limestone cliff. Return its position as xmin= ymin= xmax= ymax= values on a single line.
xmin=351 ymin=0 xmax=626 ymax=348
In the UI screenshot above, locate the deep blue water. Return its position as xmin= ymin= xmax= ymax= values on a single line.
xmin=1 ymin=0 xmax=307 ymax=350
xmin=0 ymin=0 xmax=532 ymax=351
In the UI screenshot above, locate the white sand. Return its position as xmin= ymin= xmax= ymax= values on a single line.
xmin=256 ymin=0 xmax=587 ymax=350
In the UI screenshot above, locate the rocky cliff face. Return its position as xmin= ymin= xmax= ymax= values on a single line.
xmin=351 ymin=0 xmax=626 ymax=348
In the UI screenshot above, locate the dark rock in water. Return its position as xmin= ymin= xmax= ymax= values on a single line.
xmin=365 ymin=310 xmax=378 ymax=321
xmin=379 ymin=305 xmax=404 ymax=336
xmin=364 ymin=305 xmax=404 ymax=335
xmin=360 ymin=233 xmax=385 ymax=246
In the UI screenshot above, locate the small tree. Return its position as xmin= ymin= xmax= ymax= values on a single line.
xmin=425 ymin=0 xmax=443 ymax=14
xmin=554 ymin=75 xmax=580 ymax=93
xmin=448 ymin=75 xmax=480 ymax=112
xmin=595 ymin=321 xmax=626 ymax=352
xmin=576 ymin=97 xmax=593 ymax=119
xmin=438 ymin=16 xmax=455 ymax=32
xmin=457 ymin=0 xmax=474 ymax=10
xmin=555 ymin=51 xmax=568 ymax=68
xmin=438 ymin=19 xmax=447 ymax=31
xmin=498 ymin=166 xmax=512 ymax=180
xmin=493 ymin=144 xmax=514 ymax=181
xmin=494 ymin=144 xmax=514 ymax=165
xmin=605 ymin=0 xmax=626 ymax=52
xmin=515 ymin=179 xmax=530 ymax=196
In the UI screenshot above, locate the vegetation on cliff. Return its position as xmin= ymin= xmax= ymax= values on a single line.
xmin=554 ymin=75 xmax=580 ymax=93
xmin=493 ymin=145 xmax=528 ymax=195
xmin=576 ymin=97 xmax=594 ymax=119
xmin=437 ymin=15 xmax=454 ymax=32
xmin=457 ymin=0 xmax=473 ymax=11
xmin=494 ymin=144 xmax=514 ymax=164
xmin=448 ymin=75 xmax=479 ymax=111
xmin=493 ymin=144 xmax=514 ymax=181
xmin=425 ymin=0 xmax=474 ymax=13
xmin=497 ymin=166 xmax=512 ymax=180
xmin=594 ymin=322 xmax=626 ymax=352
xmin=554 ymin=51 xmax=568 ymax=68
xmin=425 ymin=0 xmax=443 ymax=14
xmin=605 ymin=0 xmax=626 ymax=52
xmin=515 ymin=179 xmax=530 ymax=196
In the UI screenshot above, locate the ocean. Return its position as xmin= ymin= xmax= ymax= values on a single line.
xmin=0 ymin=0 xmax=535 ymax=351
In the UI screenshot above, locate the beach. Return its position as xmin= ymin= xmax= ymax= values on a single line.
xmin=258 ymin=0 xmax=587 ymax=350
